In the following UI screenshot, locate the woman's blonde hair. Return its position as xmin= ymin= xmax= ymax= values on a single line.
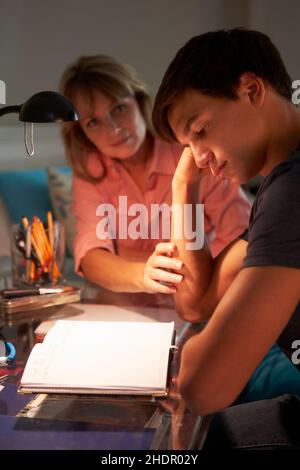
xmin=59 ymin=55 xmax=154 ymax=182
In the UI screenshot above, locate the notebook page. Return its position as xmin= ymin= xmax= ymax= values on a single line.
xmin=21 ymin=320 xmax=174 ymax=392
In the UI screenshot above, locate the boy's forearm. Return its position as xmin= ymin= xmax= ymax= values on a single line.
xmin=171 ymin=179 xmax=214 ymax=322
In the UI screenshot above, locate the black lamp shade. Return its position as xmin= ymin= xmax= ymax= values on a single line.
xmin=19 ymin=91 xmax=78 ymax=123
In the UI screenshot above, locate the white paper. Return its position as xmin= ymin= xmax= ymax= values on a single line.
xmin=21 ymin=320 xmax=175 ymax=395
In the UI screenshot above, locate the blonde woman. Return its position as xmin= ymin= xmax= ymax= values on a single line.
xmin=60 ymin=55 xmax=250 ymax=294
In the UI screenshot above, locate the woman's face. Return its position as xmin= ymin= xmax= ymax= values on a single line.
xmin=75 ymin=89 xmax=147 ymax=159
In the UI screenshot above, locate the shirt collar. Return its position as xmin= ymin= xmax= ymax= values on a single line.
xmin=87 ymin=138 xmax=181 ymax=177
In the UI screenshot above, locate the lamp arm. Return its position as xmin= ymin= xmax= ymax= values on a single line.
xmin=0 ymin=105 xmax=22 ymax=117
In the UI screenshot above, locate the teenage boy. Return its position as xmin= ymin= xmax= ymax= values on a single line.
xmin=152 ymin=28 xmax=300 ymax=449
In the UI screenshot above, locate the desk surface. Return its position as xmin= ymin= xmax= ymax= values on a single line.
xmin=0 ymin=289 xmax=210 ymax=450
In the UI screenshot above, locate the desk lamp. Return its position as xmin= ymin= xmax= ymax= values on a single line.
xmin=0 ymin=91 xmax=78 ymax=156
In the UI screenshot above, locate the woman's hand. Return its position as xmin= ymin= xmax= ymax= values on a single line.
xmin=143 ymin=242 xmax=183 ymax=294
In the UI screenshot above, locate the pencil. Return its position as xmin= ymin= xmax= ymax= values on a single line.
xmin=47 ymin=211 xmax=55 ymax=282
xmin=25 ymin=226 xmax=31 ymax=282
xmin=47 ymin=211 xmax=54 ymax=255
xmin=26 ymin=219 xmax=45 ymax=268
xmin=29 ymin=259 xmax=35 ymax=282
xmin=21 ymin=216 xmax=29 ymax=230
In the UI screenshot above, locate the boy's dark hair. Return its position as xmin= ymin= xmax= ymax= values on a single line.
xmin=152 ymin=28 xmax=292 ymax=142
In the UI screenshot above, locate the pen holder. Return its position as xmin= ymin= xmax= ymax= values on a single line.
xmin=11 ymin=220 xmax=65 ymax=287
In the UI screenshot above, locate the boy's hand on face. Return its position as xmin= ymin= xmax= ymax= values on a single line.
xmin=173 ymin=147 xmax=209 ymax=186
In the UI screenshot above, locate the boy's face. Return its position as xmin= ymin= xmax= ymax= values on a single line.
xmin=168 ymin=87 xmax=267 ymax=184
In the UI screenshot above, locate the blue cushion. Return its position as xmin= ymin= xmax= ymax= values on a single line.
xmin=47 ymin=166 xmax=74 ymax=256
xmin=0 ymin=169 xmax=52 ymax=223
xmin=237 ymin=344 xmax=300 ymax=404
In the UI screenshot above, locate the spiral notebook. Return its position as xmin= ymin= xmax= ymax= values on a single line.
xmin=19 ymin=319 xmax=175 ymax=396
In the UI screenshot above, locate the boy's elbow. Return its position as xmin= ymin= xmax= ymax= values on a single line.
xmin=178 ymin=379 xmax=216 ymax=416
xmin=175 ymin=299 xmax=211 ymax=323
xmin=178 ymin=374 xmax=237 ymax=416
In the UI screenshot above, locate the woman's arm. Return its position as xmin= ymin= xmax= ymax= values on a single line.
xmin=81 ymin=248 xmax=145 ymax=292
xmin=81 ymin=243 xmax=183 ymax=293
xmin=73 ymin=170 xmax=184 ymax=294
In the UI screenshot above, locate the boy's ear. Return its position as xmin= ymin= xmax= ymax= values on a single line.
xmin=237 ymin=73 xmax=265 ymax=107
